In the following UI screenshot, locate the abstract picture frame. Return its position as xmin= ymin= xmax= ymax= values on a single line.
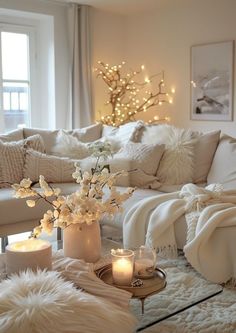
xmin=190 ymin=41 xmax=234 ymax=121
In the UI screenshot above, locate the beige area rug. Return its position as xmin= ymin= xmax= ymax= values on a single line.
xmin=131 ymin=256 xmax=236 ymax=333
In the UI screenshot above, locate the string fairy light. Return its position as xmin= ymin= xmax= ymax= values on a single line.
xmin=94 ymin=61 xmax=175 ymax=126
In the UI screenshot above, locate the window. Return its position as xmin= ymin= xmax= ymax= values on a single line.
xmin=0 ymin=27 xmax=34 ymax=132
xmin=0 ymin=10 xmax=55 ymax=133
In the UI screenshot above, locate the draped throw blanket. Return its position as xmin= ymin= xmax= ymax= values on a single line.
xmin=123 ymin=183 xmax=236 ymax=283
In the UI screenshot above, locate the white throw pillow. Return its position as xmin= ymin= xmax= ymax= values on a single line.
xmin=0 ymin=135 xmax=45 ymax=188
xmin=51 ymin=130 xmax=91 ymax=159
xmin=51 ymin=130 xmax=122 ymax=160
xmin=192 ymin=130 xmax=220 ymax=183
xmin=24 ymin=149 xmax=76 ymax=183
xmin=79 ymin=142 xmax=164 ymax=189
xmin=207 ymin=134 xmax=236 ymax=189
xmin=141 ymin=124 xmax=195 ymax=185
xmin=157 ymin=126 xmax=195 ymax=185
xmin=102 ymin=121 xmax=145 ymax=145
xmin=23 ymin=128 xmax=59 ymax=154
xmin=70 ymin=123 xmax=103 ymax=142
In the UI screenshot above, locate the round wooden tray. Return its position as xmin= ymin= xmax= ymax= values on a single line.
xmin=96 ymin=264 xmax=167 ymax=298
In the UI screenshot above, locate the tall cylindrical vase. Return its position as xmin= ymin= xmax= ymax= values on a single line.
xmin=63 ymin=221 xmax=101 ymax=263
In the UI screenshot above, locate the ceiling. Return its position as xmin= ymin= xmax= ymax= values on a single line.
xmin=51 ymin=0 xmax=166 ymax=15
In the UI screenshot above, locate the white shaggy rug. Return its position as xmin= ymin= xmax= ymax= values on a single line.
xmin=131 ymin=256 xmax=236 ymax=333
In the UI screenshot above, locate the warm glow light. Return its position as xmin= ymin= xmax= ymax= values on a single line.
xmin=171 ymin=87 xmax=176 ymax=94
xmin=9 ymin=239 xmax=50 ymax=252
xmin=141 ymin=65 xmax=145 ymax=70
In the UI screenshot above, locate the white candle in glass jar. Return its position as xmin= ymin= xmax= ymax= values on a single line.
xmin=111 ymin=249 xmax=134 ymax=286
xmin=6 ymin=239 xmax=52 ymax=275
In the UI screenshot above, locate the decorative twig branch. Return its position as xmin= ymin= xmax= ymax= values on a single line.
xmin=94 ymin=61 xmax=175 ymax=126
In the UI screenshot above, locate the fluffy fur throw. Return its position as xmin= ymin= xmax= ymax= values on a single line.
xmin=0 ymin=270 xmax=136 ymax=333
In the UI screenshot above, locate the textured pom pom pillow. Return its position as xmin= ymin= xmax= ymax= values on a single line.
xmin=142 ymin=124 xmax=195 ymax=185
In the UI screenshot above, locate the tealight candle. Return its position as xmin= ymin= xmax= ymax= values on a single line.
xmin=111 ymin=249 xmax=134 ymax=286
xmin=6 ymin=239 xmax=52 ymax=275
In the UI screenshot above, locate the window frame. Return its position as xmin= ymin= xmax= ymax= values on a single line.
xmin=0 ymin=22 xmax=37 ymax=132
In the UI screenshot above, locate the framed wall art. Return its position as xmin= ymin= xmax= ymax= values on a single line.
xmin=190 ymin=41 xmax=234 ymax=121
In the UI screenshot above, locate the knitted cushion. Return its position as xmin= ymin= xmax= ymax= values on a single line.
xmin=0 ymin=135 xmax=45 ymax=188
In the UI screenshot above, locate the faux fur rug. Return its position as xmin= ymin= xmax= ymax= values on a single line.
xmin=131 ymin=256 xmax=236 ymax=333
xmin=0 ymin=270 xmax=136 ymax=333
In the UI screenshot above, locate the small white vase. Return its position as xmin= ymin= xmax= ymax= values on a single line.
xmin=63 ymin=221 xmax=101 ymax=263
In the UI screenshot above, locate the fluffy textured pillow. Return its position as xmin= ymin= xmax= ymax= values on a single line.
xmin=102 ymin=121 xmax=145 ymax=145
xmin=192 ymin=130 xmax=220 ymax=183
xmin=142 ymin=124 xmax=195 ymax=185
xmin=0 ymin=270 xmax=136 ymax=333
xmin=51 ymin=130 xmax=122 ymax=159
xmin=0 ymin=128 xmax=24 ymax=142
xmin=0 ymin=135 xmax=45 ymax=188
xmin=79 ymin=142 xmax=164 ymax=189
xmin=207 ymin=134 xmax=236 ymax=189
xmin=157 ymin=126 xmax=195 ymax=185
xmin=51 ymin=130 xmax=91 ymax=159
xmin=24 ymin=149 xmax=75 ymax=183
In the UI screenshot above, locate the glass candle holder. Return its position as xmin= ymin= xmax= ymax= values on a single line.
xmin=134 ymin=246 xmax=156 ymax=279
xmin=111 ymin=249 xmax=134 ymax=286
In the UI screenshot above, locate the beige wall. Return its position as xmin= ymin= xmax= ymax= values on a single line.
xmin=123 ymin=0 xmax=236 ymax=135
xmin=92 ymin=0 xmax=236 ymax=135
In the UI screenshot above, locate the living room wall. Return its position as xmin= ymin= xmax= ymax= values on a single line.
xmin=123 ymin=0 xmax=236 ymax=135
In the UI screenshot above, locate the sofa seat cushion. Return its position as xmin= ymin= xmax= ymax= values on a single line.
xmin=0 ymin=183 xmax=79 ymax=227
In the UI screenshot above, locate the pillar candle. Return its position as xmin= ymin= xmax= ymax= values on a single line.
xmin=6 ymin=238 xmax=52 ymax=275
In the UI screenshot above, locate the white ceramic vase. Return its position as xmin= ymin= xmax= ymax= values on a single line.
xmin=63 ymin=221 xmax=101 ymax=263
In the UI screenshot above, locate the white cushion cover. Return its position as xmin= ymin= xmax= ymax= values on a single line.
xmin=24 ymin=150 xmax=76 ymax=183
xmin=23 ymin=128 xmax=59 ymax=154
xmin=102 ymin=121 xmax=145 ymax=145
xmin=79 ymin=142 xmax=164 ymax=188
xmin=207 ymin=134 xmax=236 ymax=189
xmin=69 ymin=123 xmax=103 ymax=142
xmin=0 ymin=135 xmax=45 ymax=188
xmin=142 ymin=124 xmax=195 ymax=185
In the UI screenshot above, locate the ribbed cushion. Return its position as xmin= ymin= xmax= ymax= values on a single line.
xmin=0 ymin=135 xmax=45 ymax=188
xmin=24 ymin=150 xmax=76 ymax=183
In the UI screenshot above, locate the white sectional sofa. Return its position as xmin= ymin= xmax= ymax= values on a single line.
xmin=0 ymin=121 xmax=236 ymax=254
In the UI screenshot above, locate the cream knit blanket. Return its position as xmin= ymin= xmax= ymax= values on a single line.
xmin=123 ymin=183 xmax=236 ymax=283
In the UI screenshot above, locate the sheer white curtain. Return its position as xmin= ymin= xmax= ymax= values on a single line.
xmin=67 ymin=4 xmax=93 ymax=129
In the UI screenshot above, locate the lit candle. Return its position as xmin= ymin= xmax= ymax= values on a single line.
xmin=111 ymin=249 xmax=134 ymax=286
xmin=6 ymin=239 xmax=52 ymax=275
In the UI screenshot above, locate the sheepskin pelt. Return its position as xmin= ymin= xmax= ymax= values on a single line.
xmin=0 ymin=270 xmax=136 ymax=333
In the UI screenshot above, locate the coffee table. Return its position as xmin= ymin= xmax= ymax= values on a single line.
xmin=96 ymin=238 xmax=223 ymax=332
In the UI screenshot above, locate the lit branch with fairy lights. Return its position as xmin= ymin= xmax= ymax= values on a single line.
xmin=94 ymin=61 xmax=175 ymax=126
